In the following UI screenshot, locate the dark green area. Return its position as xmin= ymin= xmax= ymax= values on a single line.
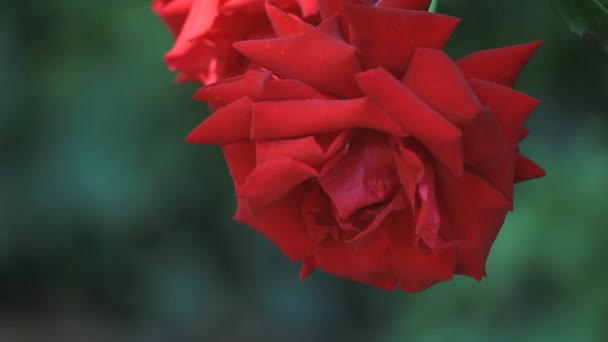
xmin=551 ymin=0 xmax=608 ymax=48
xmin=0 ymin=1 xmax=607 ymax=341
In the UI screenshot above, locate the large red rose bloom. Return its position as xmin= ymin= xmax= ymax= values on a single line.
xmin=187 ymin=0 xmax=544 ymax=291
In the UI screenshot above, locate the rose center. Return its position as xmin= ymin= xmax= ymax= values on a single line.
xmin=319 ymin=129 xmax=399 ymax=231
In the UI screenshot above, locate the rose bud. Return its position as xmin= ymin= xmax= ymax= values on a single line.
xmin=187 ymin=1 xmax=544 ymax=291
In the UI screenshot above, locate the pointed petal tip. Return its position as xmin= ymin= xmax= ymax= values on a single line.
xmin=458 ymin=40 xmax=543 ymax=87
xmin=185 ymin=131 xmax=198 ymax=144
xmin=515 ymin=154 xmax=545 ymax=182
xmin=186 ymin=97 xmax=253 ymax=145
xmin=232 ymin=39 xmax=255 ymax=56
xmin=185 ymin=125 xmax=209 ymax=144
xmin=300 ymin=258 xmax=316 ymax=280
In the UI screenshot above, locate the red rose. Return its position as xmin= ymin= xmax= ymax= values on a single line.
xmin=152 ymin=0 xmax=320 ymax=84
xmin=187 ymin=2 xmax=545 ymax=291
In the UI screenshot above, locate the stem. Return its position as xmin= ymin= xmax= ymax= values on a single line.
xmin=429 ymin=0 xmax=438 ymax=12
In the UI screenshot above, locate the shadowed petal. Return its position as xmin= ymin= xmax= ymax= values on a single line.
xmin=235 ymin=186 xmax=313 ymax=261
xmin=414 ymin=153 xmax=441 ymax=250
xmin=475 ymin=160 xmax=515 ymax=205
xmin=355 ymin=68 xmax=463 ymax=176
xmin=387 ymin=211 xmax=458 ymax=292
xmin=461 ymin=108 xmax=509 ymax=171
xmin=514 ymin=154 xmax=545 ymax=182
xmin=346 ymin=191 xmax=408 ymax=250
xmin=313 ymin=224 xmax=398 ymax=290
xmin=393 ymin=141 xmax=423 ymax=210
xmin=239 ymin=157 xmax=318 ymax=208
xmin=318 ymin=0 xmax=360 ymax=20
xmin=437 ymin=167 xmax=511 ymax=280
xmin=319 ymin=130 xmax=398 ymax=220
xmin=470 ymin=79 xmax=541 ymax=148
xmin=222 ymin=140 xmax=257 ymax=190
xmin=403 ymin=48 xmax=482 ymax=125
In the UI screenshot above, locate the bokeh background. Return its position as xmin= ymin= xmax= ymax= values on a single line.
xmin=1 ymin=0 xmax=607 ymax=341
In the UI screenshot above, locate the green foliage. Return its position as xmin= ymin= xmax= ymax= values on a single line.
xmin=551 ymin=0 xmax=608 ymax=48
xmin=429 ymin=0 xmax=439 ymax=12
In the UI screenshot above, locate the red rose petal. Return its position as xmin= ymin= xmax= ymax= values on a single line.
xmin=414 ymin=155 xmax=441 ymax=251
xmin=239 ymin=156 xmax=319 ymax=209
xmin=457 ymin=41 xmax=542 ymax=88
xmin=461 ymin=108 xmax=509 ymax=171
xmin=233 ymin=17 xmax=362 ymax=97
xmin=235 ymin=187 xmax=313 ymax=261
xmin=519 ymin=128 xmax=530 ymax=142
xmin=346 ymin=190 xmax=408 ymax=250
xmin=152 ymin=0 xmax=193 ymax=37
xmin=403 ymin=48 xmax=482 ymax=125
xmin=265 ymin=2 xmax=314 ymax=36
xmin=313 ymin=225 xmax=398 ymax=290
xmin=387 ymin=211 xmax=457 ymax=292
xmin=251 ymin=98 xmax=403 ymax=139
xmin=345 ymin=4 xmax=460 ymax=76
xmin=296 ymin=0 xmax=319 ymax=17
xmin=317 ymin=0 xmax=360 ymax=20
xmin=514 ymin=154 xmax=545 ymax=182
xmin=222 ymin=0 xmax=263 ymax=10
xmin=470 ymin=79 xmax=540 ymax=148
xmin=256 ymin=132 xmax=347 ymax=169
xmin=300 ymin=256 xmax=316 ymax=280
xmin=475 ymin=160 xmax=515 ymax=206
xmin=165 ymin=0 xmax=219 ymax=68
xmin=193 ymin=70 xmax=271 ymax=106
xmin=261 ymin=79 xmax=329 ymax=101
xmin=355 ymin=68 xmax=463 ymax=176
xmin=301 ymin=182 xmax=345 ymax=242
xmin=175 ymin=71 xmax=202 ymax=83
xmin=256 ymin=136 xmax=326 ymax=166
xmin=319 ymin=130 xmax=398 ymax=220
xmin=437 ymin=168 xmax=511 ymax=280
xmin=222 ymin=140 xmax=257 ymax=190
xmin=376 ymin=0 xmax=431 ymax=11
xmin=393 ymin=141 xmax=423 ymax=211
xmin=187 ymin=97 xmax=252 ymax=145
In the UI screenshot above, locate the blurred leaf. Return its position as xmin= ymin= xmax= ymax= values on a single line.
xmin=551 ymin=0 xmax=608 ymax=49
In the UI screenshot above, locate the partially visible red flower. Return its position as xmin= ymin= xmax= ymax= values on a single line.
xmin=152 ymin=0 xmax=320 ymax=84
xmin=186 ymin=1 xmax=544 ymax=291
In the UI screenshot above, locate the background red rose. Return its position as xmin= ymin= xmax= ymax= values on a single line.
xmin=152 ymin=0 xmax=320 ymax=83
xmin=187 ymin=1 xmax=544 ymax=291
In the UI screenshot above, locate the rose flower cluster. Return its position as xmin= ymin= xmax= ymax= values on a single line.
xmin=153 ymin=0 xmax=544 ymax=291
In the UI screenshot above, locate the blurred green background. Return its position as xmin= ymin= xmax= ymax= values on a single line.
xmin=1 ymin=1 xmax=607 ymax=341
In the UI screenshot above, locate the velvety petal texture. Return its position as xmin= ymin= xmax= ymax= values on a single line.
xmin=174 ymin=0 xmax=544 ymax=291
